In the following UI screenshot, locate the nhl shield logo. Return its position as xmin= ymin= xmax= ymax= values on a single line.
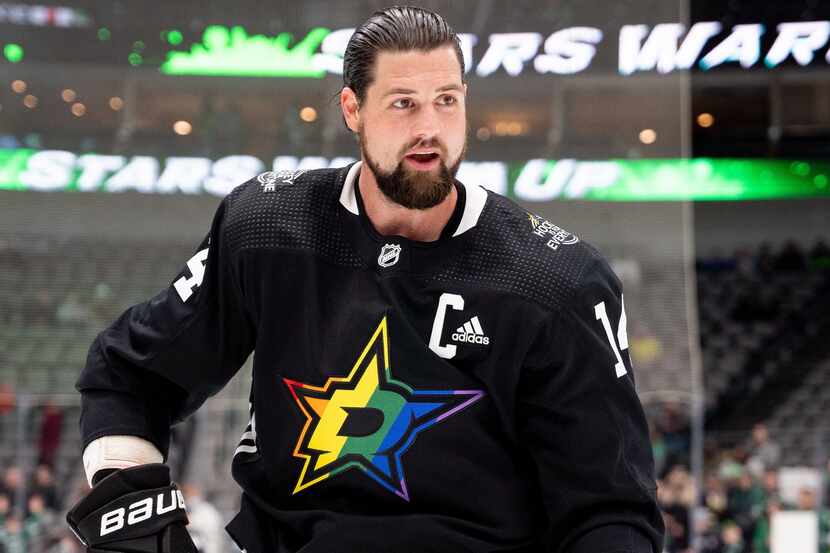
xmin=378 ymin=244 xmax=402 ymax=268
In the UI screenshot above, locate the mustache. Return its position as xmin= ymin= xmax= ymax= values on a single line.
xmin=399 ymin=138 xmax=447 ymax=157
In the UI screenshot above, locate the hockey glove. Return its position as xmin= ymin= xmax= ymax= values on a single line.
xmin=66 ymin=463 xmax=197 ymax=553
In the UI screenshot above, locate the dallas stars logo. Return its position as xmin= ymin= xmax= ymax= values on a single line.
xmin=283 ymin=318 xmax=484 ymax=501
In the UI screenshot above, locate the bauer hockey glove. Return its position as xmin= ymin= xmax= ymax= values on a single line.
xmin=66 ymin=463 xmax=197 ymax=553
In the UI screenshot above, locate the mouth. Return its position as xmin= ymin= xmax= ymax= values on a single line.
xmin=403 ymin=152 xmax=441 ymax=170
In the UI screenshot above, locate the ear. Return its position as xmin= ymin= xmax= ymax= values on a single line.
xmin=340 ymin=87 xmax=360 ymax=133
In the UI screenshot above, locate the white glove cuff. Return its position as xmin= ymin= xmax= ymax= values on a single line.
xmin=82 ymin=435 xmax=164 ymax=487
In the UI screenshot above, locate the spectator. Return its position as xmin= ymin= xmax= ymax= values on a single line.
xmin=809 ymin=239 xmax=830 ymax=269
xmin=697 ymin=509 xmax=723 ymax=553
xmin=169 ymin=417 xmax=197 ymax=481
xmin=717 ymin=449 xmax=746 ymax=483
xmin=651 ymin=428 xmax=667 ymax=477
xmin=0 ymin=516 xmax=29 ymax=553
xmin=760 ymin=468 xmax=779 ymax=504
xmin=726 ymin=470 xmax=764 ymax=543
xmin=0 ymin=493 xmax=9 ymax=526
xmin=26 ymin=289 xmax=56 ymax=326
xmin=747 ymin=423 xmax=781 ymax=473
xmin=658 ymin=482 xmax=687 ymax=553
xmin=792 ymin=486 xmax=820 ymax=512
xmin=756 ymin=242 xmax=775 ymax=275
xmin=720 ymin=521 xmax=744 ymax=553
xmin=752 ymin=497 xmax=781 ymax=553
xmin=0 ymin=386 xmax=15 ymax=443
xmin=774 ymin=240 xmax=807 ymax=272
xmin=29 ymin=465 xmax=59 ymax=512
xmin=704 ymin=474 xmax=728 ymax=519
xmin=790 ymin=487 xmax=830 ymax=552
xmin=181 ymin=483 xmax=225 ymax=553
xmin=37 ymin=403 xmax=64 ymax=469
xmin=90 ymin=283 xmax=117 ymax=327
xmin=55 ymin=293 xmax=89 ymax=326
xmin=659 ymin=466 xmax=695 ymax=553
xmin=735 ymin=246 xmax=755 ymax=278
xmin=655 ymin=402 xmax=690 ymax=467
xmin=23 ymin=493 xmax=54 ymax=551
xmin=1 ymin=467 xmax=23 ymax=504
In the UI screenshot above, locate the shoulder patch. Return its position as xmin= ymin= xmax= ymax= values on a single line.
xmin=224 ymin=165 xmax=364 ymax=268
xmin=256 ymin=170 xmax=307 ymax=192
xmin=526 ymin=211 xmax=579 ymax=252
xmin=427 ymin=194 xmax=596 ymax=311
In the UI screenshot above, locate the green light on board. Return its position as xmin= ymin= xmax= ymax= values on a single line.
xmin=793 ymin=161 xmax=811 ymax=177
xmin=167 ymin=30 xmax=183 ymax=46
xmin=133 ymin=40 xmax=145 ymax=50
xmin=160 ymin=25 xmax=330 ymax=78
xmin=4 ymin=44 xmax=23 ymax=63
xmin=816 ymin=174 xmax=829 ymax=189
xmin=98 ymin=27 xmax=111 ymax=41
xmin=128 ymin=53 xmax=143 ymax=66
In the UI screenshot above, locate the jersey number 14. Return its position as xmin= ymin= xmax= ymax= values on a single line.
xmin=594 ymin=295 xmax=629 ymax=378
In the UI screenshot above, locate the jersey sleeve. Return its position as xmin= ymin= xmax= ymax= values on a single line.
xmin=76 ymin=191 xmax=255 ymax=459
xmin=518 ymin=253 xmax=664 ymax=553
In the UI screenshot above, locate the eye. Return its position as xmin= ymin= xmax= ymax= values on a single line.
xmin=392 ymin=98 xmax=413 ymax=109
xmin=438 ymin=95 xmax=457 ymax=106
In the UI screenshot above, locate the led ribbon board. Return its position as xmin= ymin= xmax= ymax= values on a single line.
xmin=160 ymin=25 xmax=330 ymax=77
xmin=7 ymin=21 xmax=830 ymax=75
xmin=158 ymin=21 xmax=830 ymax=77
xmin=2 ymin=149 xmax=829 ymax=202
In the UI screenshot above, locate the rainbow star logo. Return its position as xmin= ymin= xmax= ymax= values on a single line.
xmin=284 ymin=317 xmax=484 ymax=501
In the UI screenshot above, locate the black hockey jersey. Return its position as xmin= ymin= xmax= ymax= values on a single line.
xmin=77 ymin=162 xmax=665 ymax=553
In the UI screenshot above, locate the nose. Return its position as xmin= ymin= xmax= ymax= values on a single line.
xmin=411 ymin=104 xmax=441 ymax=142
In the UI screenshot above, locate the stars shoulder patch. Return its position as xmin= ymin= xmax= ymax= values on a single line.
xmin=257 ymin=170 xmax=307 ymax=192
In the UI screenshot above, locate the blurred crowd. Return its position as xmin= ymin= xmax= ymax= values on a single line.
xmin=2 ymin=400 xmax=826 ymax=553
xmin=655 ymin=415 xmax=830 ymax=553
xmin=0 ymin=461 xmax=226 ymax=553
xmin=0 ymin=463 xmax=61 ymax=553
xmin=0 ymin=399 xmax=224 ymax=553
xmin=698 ymin=239 xmax=830 ymax=275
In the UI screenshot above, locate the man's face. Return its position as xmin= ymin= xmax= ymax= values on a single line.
xmin=752 ymin=424 xmax=767 ymax=444
xmin=346 ymin=46 xmax=467 ymax=210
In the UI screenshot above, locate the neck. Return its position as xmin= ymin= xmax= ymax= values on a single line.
xmin=358 ymin=163 xmax=457 ymax=242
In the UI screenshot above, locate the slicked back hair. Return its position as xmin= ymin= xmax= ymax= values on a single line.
xmin=343 ymin=6 xmax=465 ymax=106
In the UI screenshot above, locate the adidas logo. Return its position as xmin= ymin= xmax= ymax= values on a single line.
xmin=451 ymin=316 xmax=490 ymax=345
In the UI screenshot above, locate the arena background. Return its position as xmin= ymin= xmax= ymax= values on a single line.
xmin=1 ymin=1 xmax=829 ymax=552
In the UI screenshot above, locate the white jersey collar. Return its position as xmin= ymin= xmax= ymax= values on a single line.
xmin=338 ymin=161 xmax=487 ymax=238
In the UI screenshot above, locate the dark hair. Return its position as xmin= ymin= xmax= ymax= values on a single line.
xmin=343 ymin=6 xmax=465 ymax=104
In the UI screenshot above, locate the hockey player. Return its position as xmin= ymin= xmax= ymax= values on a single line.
xmin=68 ymin=6 xmax=665 ymax=553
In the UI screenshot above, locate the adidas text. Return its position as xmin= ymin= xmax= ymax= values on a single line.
xmin=451 ymin=332 xmax=490 ymax=345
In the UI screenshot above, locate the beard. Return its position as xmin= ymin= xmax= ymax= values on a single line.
xmin=359 ymin=128 xmax=466 ymax=210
